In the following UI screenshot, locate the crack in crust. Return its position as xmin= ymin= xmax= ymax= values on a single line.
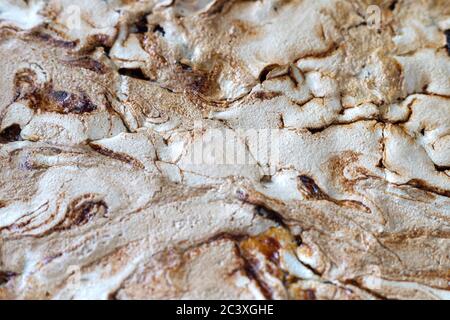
xmin=0 ymin=0 xmax=449 ymax=300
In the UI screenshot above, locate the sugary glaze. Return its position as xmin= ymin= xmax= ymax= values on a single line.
xmin=0 ymin=0 xmax=449 ymax=300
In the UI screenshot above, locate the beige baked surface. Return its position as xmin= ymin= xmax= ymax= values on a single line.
xmin=0 ymin=0 xmax=449 ymax=300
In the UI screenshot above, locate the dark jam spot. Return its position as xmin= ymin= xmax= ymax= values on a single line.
xmin=62 ymin=57 xmax=107 ymax=74
xmin=0 ymin=271 xmax=17 ymax=285
xmin=253 ymin=91 xmax=281 ymax=101
xmin=60 ymin=200 xmax=108 ymax=230
xmin=0 ymin=124 xmax=22 ymax=143
xmin=435 ymin=164 xmax=450 ymax=172
xmin=132 ymin=15 xmax=149 ymax=34
xmin=255 ymin=205 xmax=286 ymax=227
xmin=298 ymin=175 xmax=326 ymax=199
xmin=32 ymin=31 xmax=77 ymax=49
xmin=118 ymin=68 xmax=150 ymax=81
xmin=52 ymin=90 xmax=70 ymax=102
xmin=389 ymin=0 xmax=398 ymax=11
xmin=50 ymin=91 xmax=97 ymax=114
xmin=72 ymin=96 xmax=97 ymax=114
xmin=153 ymin=24 xmax=166 ymax=36
xmin=73 ymin=201 xmax=105 ymax=226
xmin=445 ymin=30 xmax=450 ymax=55
xmin=241 ymin=257 xmax=273 ymax=299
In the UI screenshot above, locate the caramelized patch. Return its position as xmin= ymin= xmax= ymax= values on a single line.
xmin=255 ymin=205 xmax=287 ymax=227
xmin=28 ymin=31 xmax=77 ymax=49
xmin=298 ymin=174 xmax=371 ymax=213
xmin=56 ymin=197 xmax=108 ymax=230
xmin=142 ymin=33 xmax=216 ymax=96
xmin=176 ymin=64 xmax=210 ymax=95
xmin=304 ymin=289 xmax=317 ymax=300
xmin=241 ymin=234 xmax=281 ymax=265
xmin=252 ymin=91 xmax=282 ymax=101
xmin=241 ymin=227 xmax=297 ymax=263
xmin=325 ymin=151 xmax=361 ymax=192
xmin=380 ymin=228 xmax=450 ymax=244
xmin=298 ymin=175 xmax=327 ymax=199
xmin=238 ymin=227 xmax=300 ymax=298
xmin=408 ymin=179 xmax=450 ymax=198
xmin=84 ymin=34 xmax=113 ymax=52
xmin=240 ymin=255 xmax=274 ymax=299
xmin=13 ymin=67 xmax=98 ymax=114
xmin=61 ymin=57 xmax=107 ymax=74
xmin=14 ymin=68 xmax=40 ymax=100
xmin=89 ymin=143 xmax=145 ymax=169
xmin=43 ymin=90 xmax=97 ymax=114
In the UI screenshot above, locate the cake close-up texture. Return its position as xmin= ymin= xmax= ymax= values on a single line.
xmin=0 ymin=0 xmax=449 ymax=300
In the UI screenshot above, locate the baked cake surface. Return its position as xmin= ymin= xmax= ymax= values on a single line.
xmin=0 ymin=0 xmax=449 ymax=300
